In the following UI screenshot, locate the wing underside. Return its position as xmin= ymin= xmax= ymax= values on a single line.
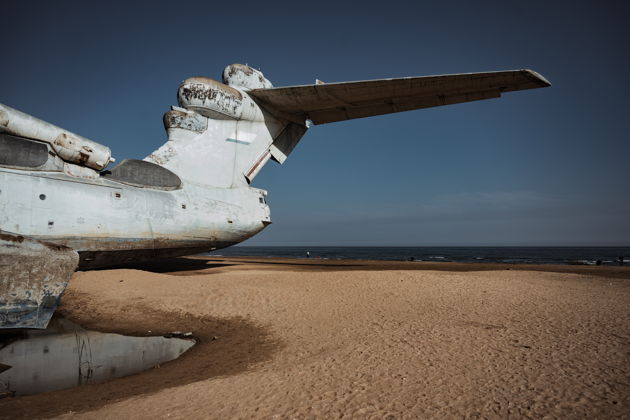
xmin=249 ymin=69 xmax=551 ymax=125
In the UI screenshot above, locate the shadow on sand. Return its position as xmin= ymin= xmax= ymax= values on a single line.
xmin=223 ymin=259 xmax=368 ymax=268
xmin=98 ymin=255 xmax=630 ymax=279
xmin=101 ymin=257 xmax=237 ymax=275
xmin=103 ymin=256 xmax=368 ymax=275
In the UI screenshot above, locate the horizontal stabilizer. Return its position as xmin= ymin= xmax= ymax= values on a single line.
xmin=249 ymin=69 xmax=551 ymax=125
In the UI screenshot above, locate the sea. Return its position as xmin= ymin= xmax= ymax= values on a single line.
xmin=205 ymin=246 xmax=630 ymax=266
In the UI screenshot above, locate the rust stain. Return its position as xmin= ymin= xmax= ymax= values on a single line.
xmin=180 ymin=77 xmax=243 ymax=101
xmin=162 ymin=110 xmax=207 ymax=133
xmin=226 ymin=63 xmax=255 ymax=78
xmin=52 ymin=132 xmax=109 ymax=170
xmin=222 ymin=64 xmax=273 ymax=90
xmin=40 ymin=239 xmax=73 ymax=252
xmin=0 ymin=232 xmax=25 ymax=243
xmin=1 ymin=233 xmax=79 ymax=328
xmin=178 ymin=77 xmax=245 ymax=118
xmin=0 ymin=110 xmax=8 ymax=126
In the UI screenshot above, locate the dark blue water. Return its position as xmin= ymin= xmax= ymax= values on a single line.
xmin=205 ymin=246 xmax=630 ymax=266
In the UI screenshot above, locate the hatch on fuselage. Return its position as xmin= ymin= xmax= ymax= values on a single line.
xmin=0 ymin=134 xmax=182 ymax=191
xmin=101 ymin=159 xmax=182 ymax=190
xmin=0 ymin=133 xmax=63 ymax=171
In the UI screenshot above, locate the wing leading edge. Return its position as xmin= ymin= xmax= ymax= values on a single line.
xmin=249 ymin=69 xmax=551 ymax=125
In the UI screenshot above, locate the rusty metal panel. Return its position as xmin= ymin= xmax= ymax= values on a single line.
xmin=0 ymin=233 xmax=78 ymax=328
xmin=53 ymin=132 xmax=111 ymax=170
xmin=222 ymin=64 xmax=273 ymax=91
xmin=177 ymin=77 xmax=263 ymax=122
xmin=163 ymin=109 xmax=208 ymax=133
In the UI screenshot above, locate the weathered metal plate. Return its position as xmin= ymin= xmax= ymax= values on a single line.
xmin=249 ymin=69 xmax=551 ymax=125
xmin=0 ymin=233 xmax=79 ymax=329
xmin=101 ymin=159 xmax=182 ymax=190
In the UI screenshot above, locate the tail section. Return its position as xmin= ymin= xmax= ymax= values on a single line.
xmin=146 ymin=64 xmax=307 ymax=188
xmin=146 ymin=64 xmax=550 ymax=188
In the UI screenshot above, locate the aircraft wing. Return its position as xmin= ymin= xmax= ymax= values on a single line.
xmin=249 ymin=69 xmax=551 ymax=125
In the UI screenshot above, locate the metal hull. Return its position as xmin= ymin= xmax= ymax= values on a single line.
xmin=0 ymin=168 xmax=270 ymax=328
xmin=0 ymin=233 xmax=79 ymax=328
xmin=0 ymin=63 xmax=550 ymax=329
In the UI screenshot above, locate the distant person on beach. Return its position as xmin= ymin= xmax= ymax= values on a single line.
xmin=306 ymin=251 xmax=310 ymax=259
xmin=619 ymin=256 xmax=624 ymax=266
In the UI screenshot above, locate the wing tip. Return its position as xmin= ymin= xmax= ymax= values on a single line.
xmin=522 ymin=69 xmax=552 ymax=87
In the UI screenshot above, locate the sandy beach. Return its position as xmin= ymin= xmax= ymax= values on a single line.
xmin=1 ymin=257 xmax=629 ymax=419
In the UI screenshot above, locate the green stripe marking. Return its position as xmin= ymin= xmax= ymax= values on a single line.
xmin=226 ymin=138 xmax=251 ymax=145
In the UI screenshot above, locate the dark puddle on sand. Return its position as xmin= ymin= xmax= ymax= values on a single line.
xmin=0 ymin=318 xmax=195 ymax=396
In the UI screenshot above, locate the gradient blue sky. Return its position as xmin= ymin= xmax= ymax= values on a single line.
xmin=2 ymin=1 xmax=628 ymax=245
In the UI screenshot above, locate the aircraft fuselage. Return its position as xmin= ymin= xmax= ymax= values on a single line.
xmin=0 ymin=167 xmax=270 ymax=269
xmin=0 ymin=63 xmax=551 ymax=329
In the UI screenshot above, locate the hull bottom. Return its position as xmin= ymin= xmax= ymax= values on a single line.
xmin=0 ymin=233 xmax=79 ymax=329
xmin=1 ymin=299 xmax=59 ymax=329
xmin=78 ymin=241 xmax=236 ymax=269
xmin=1 ymin=232 xmax=236 ymax=329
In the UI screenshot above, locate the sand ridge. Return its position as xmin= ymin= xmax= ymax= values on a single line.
xmin=1 ymin=258 xmax=629 ymax=419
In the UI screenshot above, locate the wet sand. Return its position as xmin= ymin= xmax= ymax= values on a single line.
xmin=2 ymin=257 xmax=629 ymax=419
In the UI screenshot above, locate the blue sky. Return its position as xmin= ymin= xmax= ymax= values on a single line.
xmin=2 ymin=0 xmax=629 ymax=245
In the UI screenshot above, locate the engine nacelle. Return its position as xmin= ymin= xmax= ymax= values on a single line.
xmin=53 ymin=132 xmax=111 ymax=170
xmin=222 ymin=64 xmax=273 ymax=91
xmin=177 ymin=77 xmax=264 ymax=121
xmin=0 ymin=103 xmax=112 ymax=170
